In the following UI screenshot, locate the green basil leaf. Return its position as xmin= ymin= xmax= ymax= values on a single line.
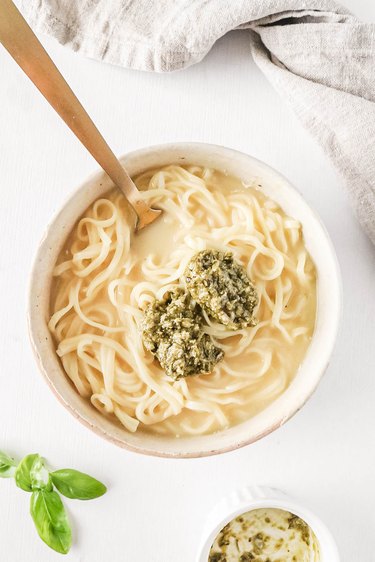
xmin=0 ymin=451 xmax=17 ymax=478
xmin=30 ymin=490 xmax=71 ymax=554
xmin=15 ymin=454 xmax=52 ymax=492
xmin=15 ymin=454 xmax=39 ymax=491
xmin=51 ymin=469 xmax=107 ymax=500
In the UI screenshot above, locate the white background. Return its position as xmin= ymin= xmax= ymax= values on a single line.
xmin=1 ymin=1 xmax=374 ymax=560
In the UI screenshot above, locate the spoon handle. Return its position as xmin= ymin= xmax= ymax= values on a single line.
xmin=0 ymin=0 xmax=160 ymax=228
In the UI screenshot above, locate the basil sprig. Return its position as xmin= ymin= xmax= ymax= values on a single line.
xmin=0 ymin=451 xmax=17 ymax=478
xmin=0 ymin=450 xmax=106 ymax=554
xmin=31 ymin=490 xmax=72 ymax=554
xmin=51 ymin=469 xmax=106 ymax=500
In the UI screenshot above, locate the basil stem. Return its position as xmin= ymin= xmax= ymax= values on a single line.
xmin=51 ymin=469 xmax=107 ymax=500
xmin=30 ymin=490 xmax=72 ymax=554
xmin=0 ymin=451 xmax=17 ymax=478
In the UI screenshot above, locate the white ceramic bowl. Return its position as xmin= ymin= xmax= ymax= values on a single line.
xmin=28 ymin=142 xmax=341 ymax=457
xmin=197 ymin=486 xmax=340 ymax=561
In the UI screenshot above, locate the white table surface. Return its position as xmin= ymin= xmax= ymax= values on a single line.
xmin=1 ymin=2 xmax=374 ymax=561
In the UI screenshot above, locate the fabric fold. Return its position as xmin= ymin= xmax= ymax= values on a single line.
xmin=19 ymin=0 xmax=375 ymax=243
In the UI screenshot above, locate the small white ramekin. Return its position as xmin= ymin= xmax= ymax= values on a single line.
xmin=197 ymin=486 xmax=340 ymax=561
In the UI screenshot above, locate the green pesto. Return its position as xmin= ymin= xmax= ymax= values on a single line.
xmin=209 ymin=553 xmax=227 ymax=562
xmin=252 ymin=533 xmax=266 ymax=555
xmin=185 ymin=250 xmax=258 ymax=329
xmin=288 ymin=515 xmax=311 ymax=546
xmin=208 ymin=508 xmax=318 ymax=562
xmin=239 ymin=553 xmax=255 ymax=561
xmin=142 ymin=288 xmax=223 ymax=380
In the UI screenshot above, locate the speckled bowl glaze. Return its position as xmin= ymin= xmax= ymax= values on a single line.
xmin=28 ymin=143 xmax=341 ymax=457
xmin=197 ymin=486 xmax=340 ymax=561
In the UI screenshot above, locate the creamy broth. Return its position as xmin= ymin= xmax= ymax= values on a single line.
xmin=49 ymin=165 xmax=316 ymax=436
xmin=209 ymin=508 xmax=320 ymax=561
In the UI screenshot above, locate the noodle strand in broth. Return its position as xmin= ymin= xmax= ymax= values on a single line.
xmin=49 ymin=165 xmax=316 ymax=436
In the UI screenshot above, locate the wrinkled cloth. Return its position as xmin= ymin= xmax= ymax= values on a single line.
xmin=21 ymin=0 xmax=375 ymax=244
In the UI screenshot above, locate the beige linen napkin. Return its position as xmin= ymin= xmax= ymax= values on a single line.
xmin=20 ymin=0 xmax=375 ymax=244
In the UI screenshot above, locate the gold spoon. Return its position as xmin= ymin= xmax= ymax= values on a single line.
xmin=0 ymin=0 xmax=161 ymax=230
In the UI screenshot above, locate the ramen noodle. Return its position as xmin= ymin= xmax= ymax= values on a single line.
xmin=49 ymin=165 xmax=316 ymax=436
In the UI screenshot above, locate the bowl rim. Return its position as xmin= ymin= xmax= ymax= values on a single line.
xmin=27 ymin=142 xmax=342 ymax=458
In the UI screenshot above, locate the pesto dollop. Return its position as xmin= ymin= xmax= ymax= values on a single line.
xmin=185 ymin=250 xmax=258 ymax=329
xmin=142 ymin=289 xmax=223 ymax=380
